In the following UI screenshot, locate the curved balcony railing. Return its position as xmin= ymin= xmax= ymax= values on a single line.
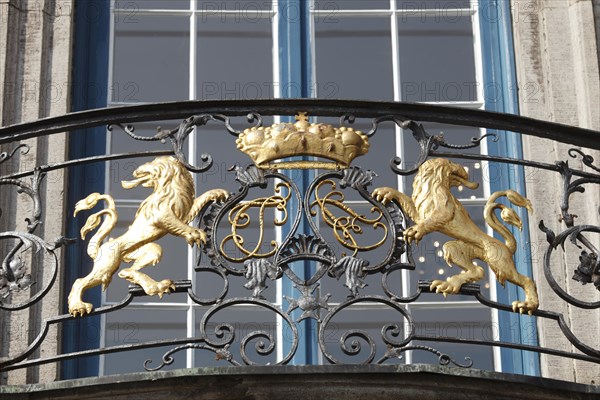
xmin=0 ymin=99 xmax=599 ymax=375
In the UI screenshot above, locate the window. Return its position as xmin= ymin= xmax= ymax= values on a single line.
xmin=64 ymin=0 xmax=538 ymax=378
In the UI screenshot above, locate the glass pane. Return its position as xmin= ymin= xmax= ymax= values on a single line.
xmin=198 ymin=0 xmax=273 ymax=12
xmin=410 ymin=306 xmax=494 ymax=370
xmin=315 ymin=17 xmax=393 ymax=100
xmin=314 ymin=0 xmax=390 ymax=11
xmin=116 ymin=0 xmax=190 ymax=10
xmin=196 ymin=17 xmax=273 ymax=100
xmin=104 ymin=206 xmax=189 ymax=303
xmin=398 ymin=15 xmax=477 ymax=102
xmin=112 ymin=15 xmax=190 ymax=102
xmin=396 ymin=0 xmax=472 ymax=10
xmin=103 ymin=309 xmax=187 ymax=375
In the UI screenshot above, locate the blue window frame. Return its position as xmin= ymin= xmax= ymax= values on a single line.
xmin=65 ymin=0 xmax=539 ymax=378
xmin=62 ymin=0 xmax=110 ymax=379
xmin=479 ymin=0 xmax=540 ymax=376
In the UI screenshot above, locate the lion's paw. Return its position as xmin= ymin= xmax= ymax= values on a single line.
xmin=372 ymin=187 xmax=395 ymax=205
xmin=430 ymin=279 xmax=462 ymax=297
xmin=183 ymin=229 xmax=207 ymax=247
xmin=147 ymin=279 xmax=176 ymax=298
xmin=69 ymin=301 xmax=94 ymax=317
xmin=512 ymin=300 xmax=538 ymax=315
xmin=404 ymin=225 xmax=425 ymax=244
xmin=211 ymin=189 xmax=230 ymax=202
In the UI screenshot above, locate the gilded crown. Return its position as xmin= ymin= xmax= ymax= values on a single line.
xmin=235 ymin=112 xmax=370 ymax=169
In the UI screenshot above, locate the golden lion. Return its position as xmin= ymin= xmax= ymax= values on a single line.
xmin=373 ymin=158 xmax=539 ymax=314
xmin=68 ymin=156 xmax=229 ymax=317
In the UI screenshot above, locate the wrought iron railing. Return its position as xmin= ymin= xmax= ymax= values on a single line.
xmin=1 ymin=99 xmax=599 ymax=375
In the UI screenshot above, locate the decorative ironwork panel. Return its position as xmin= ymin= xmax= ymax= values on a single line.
xmin=1 ymin=100 xmax=600 ymax=375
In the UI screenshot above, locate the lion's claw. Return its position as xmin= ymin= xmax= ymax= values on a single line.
xmin=372 ymin=188 xmax=394 ymax=205
xmin=512 ymin=300 xmax=537 ymax=315
xmin=430 ymin=279 xmax=462 ymax=296
xmin=69 ymin=301 xmax=93 ymax=317
xmin=184 ymin=229 xmax=207 ymax=247
xmin=211 ymin=189 xmax=230 ymax=202
xmin=147 ymin=279 xmax=176 ymax=298
xmin=404 ymin=225 xmax=425 ymax=245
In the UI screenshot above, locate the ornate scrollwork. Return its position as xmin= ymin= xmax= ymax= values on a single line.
xmin=164 ymin=113 xmax=262 ymax=172
xmin=108 ymin=123 xmax=163 ymax=142
xmin=198 ymin=298 xmax=299 ymax=366
xmin=540 ymin=221 xmax=600 ymax=304
xmin=387 ymin=120 xmax=497 ymax=176
xmin=144 ymin=343 xmax=237 ymax=371
xmin=569 ymin=148 xmax=600 ymax=173
xmin=319 ymin=296 xmax=414 ymax=364
xmin=0 ymin=143 xmax=29 ymax=165
xmin=542 ymin=159 xmax=600 ymax=299
xmin=310 ymin=179 xmax=388 ymax=257
xmin=0 ymin=169 xmax=55 ymax=307
xmin=382 ymin=345 xmax=473 ymax=368
xmin=220 ymin=181 xmax=291 ymax=262
xmin=5 ymin=106 xmax=600 ymax=375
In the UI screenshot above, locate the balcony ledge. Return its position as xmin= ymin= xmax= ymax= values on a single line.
xmin=1 ymin=364 xmax=599 ymax=400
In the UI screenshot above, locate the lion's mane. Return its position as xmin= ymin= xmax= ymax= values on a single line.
xmin=137 ymin=156 xmax=195 ymax=222
xmin=412 ymin=159 xmax=454 ymax=220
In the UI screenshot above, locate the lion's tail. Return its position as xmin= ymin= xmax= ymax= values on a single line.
xmin=73 ymin=193 xmax=117 ymax=259
xmin=484 ymin=190 xmax=533 ymax=255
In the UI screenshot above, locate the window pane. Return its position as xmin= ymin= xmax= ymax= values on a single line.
xmin=198 ymin=0 xmax=273 ymax=12
xmin=410 ymin=306 xmax=494 ymax=370
xmin=314 ymin=0 xmax=390 ymax=11
xmin=117 ymin=0 xmax=191 ymax=10
xmin=398 ymin=15 xmax=477 ymax=102
xmin=112 ymin=15 xmax=190 ymax=102
xmin=396 ymin=0 xmax=472 ymax=10
xmin=315 ymin=17 xmax=394 ymax=100
xmin=103 ymin=309 xmax=188 ymax=375
xmin=196 ymin=17 xmax=273 ymax=99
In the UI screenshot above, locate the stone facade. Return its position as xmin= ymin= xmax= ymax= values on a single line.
xmin=511 ymin=0 xmax=600 ymax=384
xmin=0 ymin=0 xmax=74 ymax=385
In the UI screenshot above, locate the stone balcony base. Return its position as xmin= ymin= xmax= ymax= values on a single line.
xmin=2 ymin=364 xmax=600 ymax=400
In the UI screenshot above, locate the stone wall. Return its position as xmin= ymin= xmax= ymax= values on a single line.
xmin=0 ymin=0 xmax=74 ymax=385
xmin=511 ymin=0 xmax=600 ymax=384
